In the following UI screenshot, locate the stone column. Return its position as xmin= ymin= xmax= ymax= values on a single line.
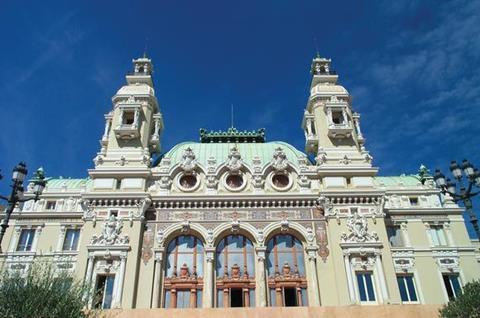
xmin=133 ymin=110 xmax=140 ymax=128
xmin=153 ymin=117 xmax=160 ymax=139
xmin=400 ymin=222 xmax=411 ymax=247
xmin=8 ymin=226 xmax=22 ymax=252
xmin=152 ymin=251 xmax=164 ymax=308
xmin=341 ymin=108 xmax=348 ymax=125
xmin=343 ymin=252 xmax=355 ymax=304
xmin=306 ymin=248 xmax=320 ymax=306
xmin=374 ymin=253 xmax=389 ymax=303
xmin=85 ymin=255 xmax=95 ymax=285
xmin=56 ymin=226 xmax=67 ymax=252
xmin=102 ymin=116 xmax=112 ymax=141
xmin=203 ymin=248 xmax=215 ymax=308
xmin=444 ymin=222 xmax=455 ymax=246
xmin=326 ymin=108 xmax=333 ymax=126
xmin=255 ymin=247 xmax=267 ymax=307
xmin=114 ymin=255 xmax=127 ymax=308
xmin=85 ymin=254 xmax=95 ymax=307
xmin=353 ymin=116 xmax=363 ymax=138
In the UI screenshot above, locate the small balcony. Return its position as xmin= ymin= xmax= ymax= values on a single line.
xmin=114 ymin=124 xmax=140 ymax=140
xmin=327 ymin=123 xmax=353 ymax=138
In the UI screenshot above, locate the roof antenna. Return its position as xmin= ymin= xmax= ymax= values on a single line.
xmin=143 ymin=37 xmax=149 ymax=58
xmin=230 ymin=104 xmax=234 ymax=128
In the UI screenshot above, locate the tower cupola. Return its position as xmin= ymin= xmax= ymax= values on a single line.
xmin=126 ymin=56 xmax=154 ymax=86
xmin=310 ymin=53 xmax=338 ymax=87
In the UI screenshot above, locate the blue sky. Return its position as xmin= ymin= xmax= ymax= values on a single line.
xmin=0 ymin=1 xmax=479 ymax=236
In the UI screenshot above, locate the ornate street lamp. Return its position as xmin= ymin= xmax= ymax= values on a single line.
xmin=434 ymin=159 xmax=480 ymax=240
xmin=0 ymin=162 xmax=46 ymax=252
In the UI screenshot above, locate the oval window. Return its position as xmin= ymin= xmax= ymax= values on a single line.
xmin=226 ymin=174 xmax=243 ymax=189
xmin=272 ymin=174 xmax=289 ymax=189
xmin=179 ymin=175 xmax=197 ymax=189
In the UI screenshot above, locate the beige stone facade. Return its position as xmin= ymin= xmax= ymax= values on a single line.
xmin=1 ymin=55 xmax=479 ymax=313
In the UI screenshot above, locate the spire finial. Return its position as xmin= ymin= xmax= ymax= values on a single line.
xmin=313 ymin=35 xmax=320 ymax=58
xmin=230 ymin=104 xmax=234 ymax=128
xmin=143 ymin=37 xmax=149 ymax=58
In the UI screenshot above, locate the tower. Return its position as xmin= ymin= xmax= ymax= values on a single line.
xmin=89 ymin=56 xmax=164 ymax=191
xmin=301 ymin=54 xmax=376 ymax=186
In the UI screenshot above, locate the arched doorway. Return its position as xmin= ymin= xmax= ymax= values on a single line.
xmin=266 ymin=234 xmax=307 ymax=306
xmin=163 ymin=235 xmax=204 ymax=308
xmin=215 ymin=234 xmax=256 ymax=307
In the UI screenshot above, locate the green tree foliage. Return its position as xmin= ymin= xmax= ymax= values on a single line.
xmin=440 ymin=280 xmax=480 ymax=318
xmin=0 ymin=262 xmax=96 ymax=318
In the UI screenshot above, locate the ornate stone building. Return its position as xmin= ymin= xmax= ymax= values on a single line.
xmin=1 ymin=54 xmax=479 ymax=311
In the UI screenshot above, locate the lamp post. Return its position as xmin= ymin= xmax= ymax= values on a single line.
xmin=0 ymin=162 xmax=46 ymax=252
xmin=433 ymin=159 xmax=480 ymax=240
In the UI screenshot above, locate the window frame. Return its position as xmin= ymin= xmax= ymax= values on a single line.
xmin=163 ymin=235 xmax=204 ymax=309
xmin=442 ymin=273 xmax=462 ymax=300
xmin=62 ymin=228 xmax=81 ymax=251
xmin=45 ymin=201 xmax=56 ymax=211
xmin=94 ymin=274 xmax=115 ymax=309
xmin=215 ymin=234 xmax=256 ymax=308
xmin=429 ymin=225 xmax=448 ymax=247
xmin=396 ymin=274 xmax=419 ymax=303
xmin=355 ymin=271 xmax=377 ymax=303
xmin=16 ymin=228 xmax=36 ymax=252
xmin=386 ymin=225 xmax=404 ymax=247
xmin=266 ymin=234 xmax=308 ymax=307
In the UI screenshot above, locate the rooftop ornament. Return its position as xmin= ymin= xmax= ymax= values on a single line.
xmin=434 ymin=159 xmax=480 ymax=240
xmin=199 ymin=127 xmax=266 ymax=143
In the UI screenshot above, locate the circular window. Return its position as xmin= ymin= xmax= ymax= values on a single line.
xmin=178 ymin=174 xmax=199 ymax=191
xmin=272 ymin=174 xmax=289 ymax=188
xmin=225 ymin=174 xmax=244 ymax=190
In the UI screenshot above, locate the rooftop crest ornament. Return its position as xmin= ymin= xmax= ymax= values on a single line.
xmin=271 ymin=147 xmax=289 ymax=171
xmin=180 ymin=147 xmax=197 ymax=173
xmin=226 ymin=146 xmax=243 ymax=172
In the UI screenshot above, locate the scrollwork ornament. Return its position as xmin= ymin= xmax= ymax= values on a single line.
xmin=341 ymin=210 xmax=379 ymax=243
xmin=90 ymin=215 xmax=129 ymax=245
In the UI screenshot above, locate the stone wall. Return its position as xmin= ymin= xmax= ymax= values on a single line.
xmin=100 ymin=305 xmax=441 ymax=318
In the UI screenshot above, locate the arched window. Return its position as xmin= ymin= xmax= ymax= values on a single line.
xmin=216 ymin=234 xmax=255 ymax=307
xmin=163 ymin=235 xmax=204 ymax=308
xmin=266 ymin=234 xmax=307 ymax=307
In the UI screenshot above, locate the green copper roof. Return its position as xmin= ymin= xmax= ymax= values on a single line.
xmin=163 ymin=141 xmax=309 ymax=168
xmin=373 ymin=175 xmax=422 ymax=187
xmin=199 ymin=127 xmax=266 ymax=143
xmin=45 ymin=178 xmax=92 ymax=191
